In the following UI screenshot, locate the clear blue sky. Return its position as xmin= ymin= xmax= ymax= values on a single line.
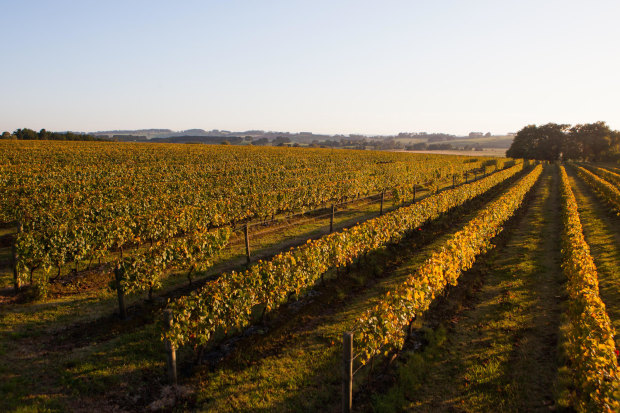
xmin=2 ymin=0 xmax=619 ymax=135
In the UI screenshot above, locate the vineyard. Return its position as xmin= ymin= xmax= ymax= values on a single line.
xmin=1 ymin=140 xmax=620 ymax=412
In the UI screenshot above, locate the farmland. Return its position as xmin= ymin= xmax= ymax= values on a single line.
xmin=1 ymin=140 xmax=619 ymax=412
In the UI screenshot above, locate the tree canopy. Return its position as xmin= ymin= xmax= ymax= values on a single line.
xmin=506 ymin=122 xmax=620 ymax=161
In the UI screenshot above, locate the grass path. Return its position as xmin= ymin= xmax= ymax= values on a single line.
xmin=377 ymin=165 xmax=564 ymax=412
xmin=566 ymin=166 xmax=620 ymax=347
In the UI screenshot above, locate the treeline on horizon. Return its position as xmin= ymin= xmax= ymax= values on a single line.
xmin=0 ymin=128 xmax=483 ymax=151
xmin=1 ymin=128 xmax=106 ymax=141
xmin=507 ymin=121 xmax=620 ymax=161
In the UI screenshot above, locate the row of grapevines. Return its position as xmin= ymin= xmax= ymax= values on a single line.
xmin=583 ymin=164 xmax=620 ymax=188
xmin=163 ymin=162 xmax=527 ymax=348
xmin=352 ymin=164 xmax=542 ymax=365
xmin=12 ymin=223 xmax=232 ymax=294
xmin=574 ymin=165 xmax=620 ymax=212
xmin=118 ymin=227 xmax=232 ymax=295
xmin=558 ymin=166 xmax=620 ymax=413
xmin=601 ymin=165 xmax=620 ymax=177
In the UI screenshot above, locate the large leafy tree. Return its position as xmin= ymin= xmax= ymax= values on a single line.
xmin=507 ymin=123 xmax=569 ymax=161
xmin=570 ymin=121 xmax=613 ymax=161
xmin=507 ymin=121 xmax=619 ymax=161
xmin=13 ymin=128 xmax=39 ymax=140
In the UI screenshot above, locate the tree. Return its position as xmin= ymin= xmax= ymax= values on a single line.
xmin=569 ymin=121 xmax=613 ymax=161
xmin=506 ymin=123 xmax=569 ymax=160
xmin=13 ymin=128 xmax=39 ymax=140
xmin=506 ymin=121 xmax=620 ymax=161
xmin=253 ymin=137 xmax=270 ymax=146
xmin=272 ymin=136 xmax=291 ymax=146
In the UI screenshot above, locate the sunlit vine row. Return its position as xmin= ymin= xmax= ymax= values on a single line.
xmin=558 ymin=165 xmax=620 ymax=413
xmin=163 ymin=162 xmax=525 ymax=348
xmin=575 ymin=165 xmax=620 ymax=213
xmin=584 ymin=164 xmax=620 ymax=188
xmin=118 ymin=227 xmax=232 ymax=296
xmin=352 ymin=164 xmax=542 ymax=365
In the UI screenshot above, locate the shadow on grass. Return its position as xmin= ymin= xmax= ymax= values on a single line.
xmin=1 ymin=320 xmax=167 ymax=412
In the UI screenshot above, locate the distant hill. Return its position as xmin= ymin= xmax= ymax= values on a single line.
xmin=91 ymin=129 xmax=174 ymax=139
xmin=90 ymin=128 xmax=336 ymax=142
xmin=395 ymin=134 xmax=513 ymax=149
xmin=150 ymin=135 xmax=245 ymax=144
xmin=87 ymin=128 xmax=514 ymax=149
xmin=447 ymin=135 xmax=514 ymax=149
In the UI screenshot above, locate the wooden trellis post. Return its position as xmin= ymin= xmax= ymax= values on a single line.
xmin=114 ymin=266 xmax=127 ymax=320
xmin=342 ymin=332 xmax=353 ymax=413
xmin=330 ymin=204 xmax=335 ymax=233
xmin=244 ymin=222 xmax=251 ymax=264
xmin=164 ymin=310 xmax=178 ymax=385
xmin=12 ymin=221 xmax=22 ymax=292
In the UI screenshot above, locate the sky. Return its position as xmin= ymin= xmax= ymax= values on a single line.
xmin=1 ymin=0 xmax=619 ymax=136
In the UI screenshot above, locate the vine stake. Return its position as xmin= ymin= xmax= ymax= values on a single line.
xmin=164 ymin=310 xmax=178 ymax=385
xmin=342 ymin=332 xmax=353 ymax=413
xmin=114 ymin=266 xmax=127 ymax=320
xmin=244 ymin=222 xmax=251 ymax=265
